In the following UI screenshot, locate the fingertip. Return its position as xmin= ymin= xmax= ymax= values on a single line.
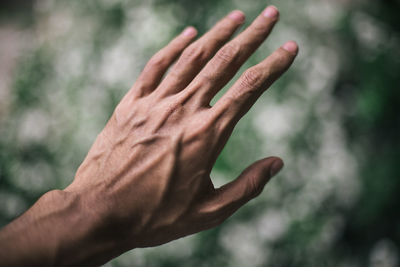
xmin=228 ymin=10 xmax=246 ymax=24
xmin=262 ymin=5 xmax=279 ymax=20
xmin=282 ymin=41 xmax=299 ymax=55
xmin=269 ymin=157 xmax=284 ymax=177
xmin=182 ymin=26 xmax=197 ymax=37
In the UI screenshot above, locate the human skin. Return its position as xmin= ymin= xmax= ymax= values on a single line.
xmin=0 ymin=6 xmax=298 ymax=267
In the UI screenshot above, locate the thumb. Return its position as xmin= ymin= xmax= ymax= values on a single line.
xmin=201 ymin=157 xmax=284 ymax=225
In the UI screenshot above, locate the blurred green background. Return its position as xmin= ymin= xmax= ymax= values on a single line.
xmin=1 ymin=0 xmax=399 ymax=266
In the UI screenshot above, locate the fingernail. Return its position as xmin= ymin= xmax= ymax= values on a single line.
xmin=282 ymin=41 xmax=299 ymax=54
xmin=182 ymin=26 xmax=197 ymax=37
xmin=228 ymin=10 xmax=245 ymax=23
xmin=262 ymin=6 xmax=279 ymax=18
xmin=270 ymin=159 xmax=284 ymax=177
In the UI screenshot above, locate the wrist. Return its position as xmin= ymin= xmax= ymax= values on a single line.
xmin=0 ymin=190 xmax=79 ymax=266
xmin=48 ymin=189 xmax=124 ymax=266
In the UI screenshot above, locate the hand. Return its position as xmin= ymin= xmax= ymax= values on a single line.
xmin=69 ymin=5 xmax=297 ymax=247
xmin=0 ymin=6 xmax=298 ymax=266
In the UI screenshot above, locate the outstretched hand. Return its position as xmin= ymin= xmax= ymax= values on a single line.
xmin=0 ymin=6 xmax=298 ymax=266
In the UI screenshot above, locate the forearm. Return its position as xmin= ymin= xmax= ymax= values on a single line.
xmin=0 ymin=190 xmax=121 ymax=267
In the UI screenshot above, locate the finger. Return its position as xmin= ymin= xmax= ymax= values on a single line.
xmin=186 ymin=6 xmax=280 ymax=106
xmin=198 ymin=157 xmax=283 ymax=227
xmin=213 ymin=41 xmax=298 ymax=127
xmin=157 ymin=10 xmax=245 ymax=97
xmin=134 ymin=27 xmax=197 ymax=97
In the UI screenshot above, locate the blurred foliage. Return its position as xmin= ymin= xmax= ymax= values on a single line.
xmin=0 ymin=0 xmax=399 ymax=266
xmin=334 ymin=1 xmax=400 ymax=264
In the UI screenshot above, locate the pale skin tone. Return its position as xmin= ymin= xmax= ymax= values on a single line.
xmin=0 ymin=6 xmax=298 ymax=266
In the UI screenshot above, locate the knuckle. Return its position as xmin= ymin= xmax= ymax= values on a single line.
xmin=184 ymin=116 xmax=215 ymax=142
xmin=215 ymin=42 xmax=241 ymax=64
xmin=195 ymin=120 xmax=213 ymax=135
xmin=241 ymin=68 xmax=262 ymax=89
xmin=247 ymin=175 xmax=262 ymax=199
xmin=147 ymin=54 xmax=166 ymax=68
xmin=198 ymin=74 xmax=214 ymax=87
xmin=203 ymin=206 xmax=230 ymax=227
xmin=262 ymin=52 xmax=292 ymax=80
xmin=263 ymin=66 xmax=273 ymax=79
xmin=223 ymin=95 xmax=240 ymax=107
xmin=253 ymin=22 xmax=268 ymax=34
xmin=216 ymin=22 xmax=235 ymax=38
xmin=252 ymin=19 xmax=275 ymax=35
xmin=200 ymin=212 xmax=226 ymax=230
xmin=275 ymin=51 xmax=291 ymax=65
xmin=180 ymin=44 xmax=207 ymax=64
